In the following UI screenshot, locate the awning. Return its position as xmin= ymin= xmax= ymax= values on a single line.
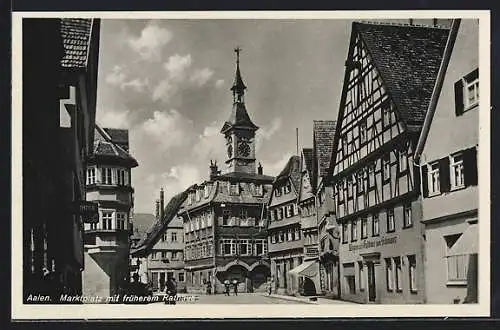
xmin=289 ymin=260 xmax=318 ymax=278
xmin=448 ymin=223 xmax=478 ymax=256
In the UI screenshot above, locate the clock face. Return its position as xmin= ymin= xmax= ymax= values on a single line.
xmin=238 ymin=142 xmax=251 ymax=157
xmin=227 ymin=145 xmax=233 ymax=158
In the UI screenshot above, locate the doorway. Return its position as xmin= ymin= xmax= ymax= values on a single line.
xmin=367 ymin=262 xmax=376 ymax=302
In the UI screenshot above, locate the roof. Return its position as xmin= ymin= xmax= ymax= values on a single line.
xmin=221 ymin=102 xmax=259 ymax=133
xmin=355 ymin=22 xmax=450 ymax=132
xmin=302 ymin=148 xmax=313 ymax=174
xmin=131 ymin=191 xmax=188 ymax=255
xmin=214 ymin=171 xmax=274 ymax=182
xmin=103 ymin=128 xmax=129 ymax=144
xmin=60 ymin=18 xmax=93 ymax=68
xmin=313 ymin=120 xmax=336 ymax=177
xmin=91 ymin=126 xmax=138 ymax=167
xmin=275 ymin=155 xmax=302 ymax=192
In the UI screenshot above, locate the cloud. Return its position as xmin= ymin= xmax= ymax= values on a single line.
xmin=128 ymin=22 xmax=173 ymax=61
xmin=190 ymin=68 xmax=214 ymax=86
xmin=215 ymin=79 xmax=225 ymax=89
xmin=140 ymin=110 xmax=193 ymax=151
xmin=256 ymin=117 xmax=282 ymax=150
xmin=96 ymin=108 xmax=131 ymax=129
xmin=192 ymin=121 xmax=226 ymax=162
xmin=164 ymin=54 xmax=192 ymax=79
xmin=105 ymin=65 xmax=149 ymax=92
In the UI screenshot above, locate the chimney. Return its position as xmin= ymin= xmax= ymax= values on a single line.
xmin=160 ymin=188 xmax=165 ymax=220
xmin=258 ymin=162 xmax=263 ymax=175
xmin=209 ymin=160 xmax=219 ymax=179
xmin=155 ymin=199 xmax=160 ymax=220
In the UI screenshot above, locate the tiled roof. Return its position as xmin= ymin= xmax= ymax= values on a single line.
xmin=60 ymin=18 xmax=93 ymax=68
xmin=103 ymin=128 xmax=129 ymax=145
xmin=275 ymin=155 xmax=302 ymax=193
xmin=221 ymin=103 xmax=259 ymax=133
xmin=131 ymin=191 xmax=188 ymax=255
xmin=313 ymin=120 xmax=336 ymax=177
xmin=302 ymin=148 xmax=313 ymax=174
xmin=130 ymin=213 xmax=155 ymax=243
xmin=355 ymin=22 xmax=449 ymax=132
xmin=91 ymin=126 xmax=138 ymax=167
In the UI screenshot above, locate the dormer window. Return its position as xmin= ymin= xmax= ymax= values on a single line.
xmin=284 ymin=182 xmax=292 ymax=194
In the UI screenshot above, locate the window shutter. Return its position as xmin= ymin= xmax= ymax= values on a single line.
xmin=463 ymin=147 xmax=478 ymax=186
xmin=421 ymin=165 xmax=428 ymax=197
xmin=439 ymin=157 xmax=451 ymax=192
xmin=454 ymin=79 xmax=464 ymax=116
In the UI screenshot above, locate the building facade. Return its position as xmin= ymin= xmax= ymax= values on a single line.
xmin=131 ymin=191 xmax=188 ymax=294
xmin=329 ymin=22 xmax=449 ymax=304
xmin=23 ymin=18 xmax=100 ymax=302
xmin=82 ymin=126 xmax=138 ymax=298
xmin=268 ymin=156 xmax=303 ymax=295
xmin=178 ymin=49 xmax=273 ymax=294
xmin=414 ymin=19 xmax=479 ymax=304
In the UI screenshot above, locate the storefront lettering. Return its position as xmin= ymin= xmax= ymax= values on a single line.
xmin=348 ymin=236 xmax=397 ymax=251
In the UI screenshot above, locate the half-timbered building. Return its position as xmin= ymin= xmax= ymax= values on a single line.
xmin=414 ymin=19 xmax=479 ymax=304
xmin=329 ymin=22 xmax=450 ymax=304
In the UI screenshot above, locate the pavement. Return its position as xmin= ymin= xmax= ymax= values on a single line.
xmin=152 ymin=292 xmax=356 ymax=304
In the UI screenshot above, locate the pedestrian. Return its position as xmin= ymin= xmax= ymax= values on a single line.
xmin=165 ymin=274 xmax=177 ymax=305
xmin=267 ymin=277 xmax=273 ymax=295
xmin=224 ymin=279 xmax=231 ymax=296
xmin=206 ymin=279 xmax=212 ymax=295
xmin=232 ymin=278 xmax=238 ymax=296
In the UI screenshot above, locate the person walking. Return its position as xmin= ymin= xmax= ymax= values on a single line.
xmin=232 ymin=278 xmax=239 ymax=296
xmin=224 ymin=279 xmax=231 ymax=296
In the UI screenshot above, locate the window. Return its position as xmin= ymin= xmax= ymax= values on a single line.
xmin=342 ymin=134 xmax=348 ymax=156
xmin=429 ymin=162 xmax=441 ymax=195
xmin=359 ymin=262 xmax=365 ymax=291
xmin=342 ymin=222 xmax=349 ymax=243
xmin=403 ymin=204 xmax=412 ymax=228
xmin=101 ymin=167 xmax=113 ymax=185
xmin=383 ymin=100 xmax=391 ymax=127
xmin=161 ymin=251 xmax=168 ymax=260
xmin=383 ymin=155 xmax=391 ymax=181
xmin=255 ymin=184 xmax=263 ymax=196
xmin=221 ymin=239 xmax=235 ymax=255
xmin=222 ymin=210 xmax=231 ymax=225
xmin=274 ymin=188 xmax=282 ymax=197
xmin=368 ymin=164 xmax=375 ymax=188
xmin=361 ymin=216 xmax=368 ymax=238
xmin=444 ymin=233 xmax=469 ymax=284
xmin=239 ymin=239 xmax=250 ymax=256
xmin=399 ymin=151 xmax=408 ymax=173
xmin=178 ymin=272 xmax=185 ymax=282
xmin=287 ymin=229 xmax=293 ymax=241
xmin=116 ymin=168 xmax=128 ymax=186
xmin=278 ymin=208 xmax=284 ymax=220
xmin=255 ymin=239 xmax=265 ymax=255
xmin=408 ymin=255 xmax=417 ymax=293
xmin=279 ymin=231 xmax=285 ymax=243
xmin=347 ymin=178 xmax=353 ymax=198
xmin=386 ymin=258 xmax=393 ymax=291
xmin=230 ymin=183 xmax=239 ymax=196
xmin=387 ymin=208 xmax=395 ymax=232
xmin=295 ymin=228 xmax=301 ymax=241
xmin=360 ymin=120 xmax=367 ymax=144
xmin=465 ymin=77 xmax=479 ymax=108
xmin=351 ymin=219 xmax=358 ymax=241
xmin=337 ymin=183 xmax=344 ymax=202
xmin=116 ymin=212 xmax=126 ymax=230
xmin=284 ymin=182 xmax=292 ymax=194
xmin=204 ymin=184 xmax=210 ymax=198
xmin=86 ymin=167 xmax=96 ymax=185
xmin=372 ymin=213 xmax=380 ymax=236
xmin=171 ymin=232 xmax=177 ymax=242
xmin=455 ymin=68 xmax=479 ymax=115
xmin=451 ymin=153 xmax=465 ymax=189
xmin=356 ymin=171 xmax=364 ymax=193
xmin=102 ymin=211 xmax=113 ymax=230
xmin=395 ymin=257 xmax=402 ymax=292
xmin=344 ymin=263 xmax=356 ymax=294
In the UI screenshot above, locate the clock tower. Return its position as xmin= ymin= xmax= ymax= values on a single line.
xmin=221 ymin=47 xmax=259 ymax=174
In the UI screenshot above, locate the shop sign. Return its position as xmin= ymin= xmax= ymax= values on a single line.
xmin=348 ymin=236 xmax=397 ymax=252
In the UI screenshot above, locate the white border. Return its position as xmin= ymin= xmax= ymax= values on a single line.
xmin=11 ymin=10 xmax=491 ymax=319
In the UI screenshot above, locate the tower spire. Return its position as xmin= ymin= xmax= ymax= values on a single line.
xmin=231 ymin=46 xmax=246 ymax=104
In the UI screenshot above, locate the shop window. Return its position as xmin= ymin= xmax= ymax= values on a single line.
xmin=385 ymin=258 xmax=394 ymax=292
xmin=394 ymin=257 xmax=403 ymax=292
xmin=408 ymin=255 xmax=417 ymax=293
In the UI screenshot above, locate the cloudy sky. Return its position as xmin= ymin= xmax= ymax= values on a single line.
xmin=94 ymin=18 xmax=444 ymax=214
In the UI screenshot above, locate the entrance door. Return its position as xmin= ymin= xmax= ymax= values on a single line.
xmin=367 ymin=262 xmax=376 ymax=302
